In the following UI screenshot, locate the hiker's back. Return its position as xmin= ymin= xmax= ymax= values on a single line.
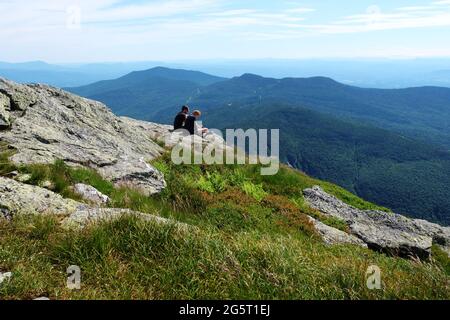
xmin=184 ymin=115 xmax=196 ymax=135
xmin=174 ymin=112 xmax=187 ymax=130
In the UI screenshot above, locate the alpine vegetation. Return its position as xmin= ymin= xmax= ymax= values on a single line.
xmin=0 ymin=78 xmax=448 ymax=301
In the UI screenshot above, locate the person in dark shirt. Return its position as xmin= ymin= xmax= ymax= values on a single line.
xmin=173 ymin=106 xmax=189 ymax=130
xmin=184 ymin=110 xmax=208 ymax=136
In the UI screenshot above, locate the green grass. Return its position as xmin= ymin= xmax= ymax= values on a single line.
xmin=241 ymin=182 xmax=267 ymax=202
xmin=0 ymin=215 xmax=448 ymax=300
xmin=0 ymin=149 xmax=448 ymax=299
xmin=431 ymin=245 xmax=450 ymax=276
xmin=0 ymin=142 xmax=17 ymax=176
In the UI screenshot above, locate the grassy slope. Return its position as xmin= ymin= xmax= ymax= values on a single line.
xmin=204 ymin=104 xmax=450 ymax=225
xmin=0 ymin=148 xmax=448 ymax=300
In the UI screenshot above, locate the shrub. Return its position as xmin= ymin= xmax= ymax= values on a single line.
xmin=196 ymin=176 xmax=216 ymax=193
xmin=152 ymin=160 xmax=170 ymax=176
xmin=213 ymin=188 xmax=256 ymax=207
xmin=199 ymin=172 xmax=227 ymax=193
xmin=263 ymin=194 xmax=300 ymax=217
xmin=227 ymin=168 xmax=247 ymax=187
xmin=262 ymin=194 xmax=318 ymax=237
xmin=241 ymin=182 xmax=267 ymax=202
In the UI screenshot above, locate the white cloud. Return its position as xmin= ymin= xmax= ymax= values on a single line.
xmin=304 ymin=1 xmax=450 ymax=34
xmin=0 ymin=0 xmax=449 ymax=62
xmin=284 ymin=7 xmax=315 ymax=14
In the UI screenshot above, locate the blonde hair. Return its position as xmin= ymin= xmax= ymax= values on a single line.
xmin=192 ymin=110 xmax=202 ymax=116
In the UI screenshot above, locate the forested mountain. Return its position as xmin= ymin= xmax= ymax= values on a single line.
xmin=66 ymin=68 xmax=450 ymax=225
xmin=69 ymin=70 xmax=450 ymax=148
xmin=193 ymin=74 xmax=450 ymax=149
xmin=67 ymin=67 xmax=226 ymax=119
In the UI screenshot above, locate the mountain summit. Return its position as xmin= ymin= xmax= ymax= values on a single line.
xmin=1 ymin=77 xmax=449 ymax=257
xmin=0 ymin=78 xmax=449 ymax=299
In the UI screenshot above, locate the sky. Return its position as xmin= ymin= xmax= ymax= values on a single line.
xmin=1 ymin=0 xmax=450 ymax=62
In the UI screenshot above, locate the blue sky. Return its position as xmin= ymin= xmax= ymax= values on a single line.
xmin=1 ymin=0 xmax=450 ymax=62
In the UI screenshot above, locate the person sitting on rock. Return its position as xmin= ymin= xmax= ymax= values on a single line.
xmin=184 ymin=110 xmax=208 ymax=136
xmin=173 ymin=105 xmax=189 ymax=131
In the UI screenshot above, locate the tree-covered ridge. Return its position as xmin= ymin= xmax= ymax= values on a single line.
xmin=205 ymin=104 xmax=450 ymax=225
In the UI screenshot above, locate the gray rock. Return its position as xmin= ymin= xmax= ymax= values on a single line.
xmin=33 ymin=297 xmax=50 ymax=300
xmin=62 ymin=207 xmax=179 ymax=230
xmin=73 ymin=183 xmax=109 ymax=205
xmin=0 ymin=177 xmax=186 ymax=231
xmin=0 ymin=177 xmax=80 ymax=216
xmin=7 ymin=170 xmax=18 ymax=177
xmin=308 ymin=216 xmax=368 ymax=248
xmin=40 ymin=180 xmax=54 ymax=189
xmin=15 ymin=173 xmax=32 ymax=183
xmin=0 ymin=78 xmax=165 ymax=196
xmin=0 ymin=92 xmax=11 ymax=128
xmin=304 ymin=186 xmax=450 ymax=259
xmin=0 ymin=207 xmax=13 ymax=221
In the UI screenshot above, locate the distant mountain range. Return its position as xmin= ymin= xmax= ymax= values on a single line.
xmin=0 ymin=61 xmax=166 ymax=87
xmin=68 ymin=67 xmax=450 ymax=149
xmin=67 ymin=67 xmax=225 ymax=119
xmin=2 ymin=58 xmax=450 ymax=88
xmin=66 ymin=67 xmax=450 ymax=225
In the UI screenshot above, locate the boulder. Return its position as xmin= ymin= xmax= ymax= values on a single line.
xmin=0 ymin=177 xmax=186 ymax=230
xmin=73 ymin=183 xmax=109 ymax=205
xmin=307 ymin=216 xmax=367 ymax=248
xmin=15 ymin=173 xmax=32 ymax=183
xmin=62 ymin=207 xmax=175 ymax=230
xmin=0 ymin=78 xmax=166 ymax=196
xmin=303 ymin=186 xmax=450 ymax=259
xmin=0 ymin=177 xmax=80 ymax=216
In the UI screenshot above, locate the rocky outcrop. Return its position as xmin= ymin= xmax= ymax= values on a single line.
xmin=0 ymin=78 xmax=166 ymax=195
xmin=304 ymin=186 xmax=450 ymax=259
xmin=0 ymin=177 xmax=80 ymax=216
xmin=72 ymin=183 xmax=110 ymax=205
xmin=0 ymin=92 xmax=11 ymax=129
xmin=307 ymin=216 xmax=368 ymax=248
xmin=0 ymin=177 xmax=182 ymax=230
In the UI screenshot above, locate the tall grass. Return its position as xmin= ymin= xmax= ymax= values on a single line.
xmin=0 ymin=215 xmax=448 ymax=300
xmin=0 ymin=150 xmax=448 ymax=299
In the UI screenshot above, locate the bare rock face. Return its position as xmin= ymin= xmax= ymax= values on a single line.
xmin=72 ymin=183 xmax=110 ymax=205
xmin=0 ymin=92 xmax=11 ymax=129
xmin=304 ymin=186 xmax=450 ymax=259
xmin=0 ymin=78 xmax=165 ymax=195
